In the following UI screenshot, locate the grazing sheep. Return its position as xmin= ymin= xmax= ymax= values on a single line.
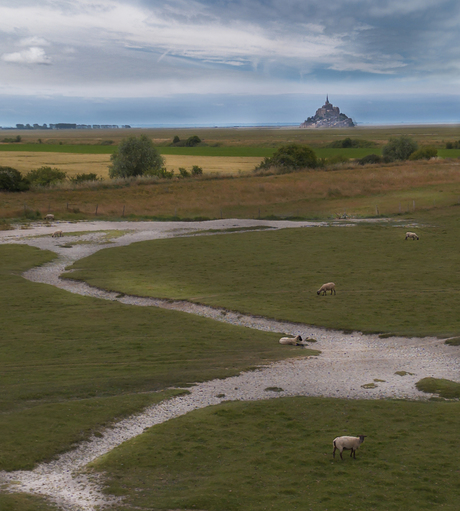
xmin=45 ymin=214 xmax=54 ymax=221
xmin=333 ymin=435 xmax=366 ymax=460
xmin=405 ymin=231 xmax=419 ymax=240
xmin=52 ymin=230 xmax=63 ymax=238
xmin=279 ymin=335 xmax=303 ymax=346
xmin=317 ymin=282 xmax=336 ymax=296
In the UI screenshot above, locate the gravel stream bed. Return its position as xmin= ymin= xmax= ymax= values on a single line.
xmin=0 ymin=219 xmax=459 ymax=511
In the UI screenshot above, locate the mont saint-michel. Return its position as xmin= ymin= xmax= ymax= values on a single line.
xmin=300 ymin=96 xmax=355 ymax=128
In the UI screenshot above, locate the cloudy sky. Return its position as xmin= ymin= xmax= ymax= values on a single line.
xmin=0 ymin=0 xmax=459 ymax=126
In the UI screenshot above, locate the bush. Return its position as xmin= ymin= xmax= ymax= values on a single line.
xmin=445 ymin=140 xmax=460 ymax=149
xmin=100 ymin=140 xmax=113 ymax=146
xmin=409 ymin=147 xmax=438 ymax=160
xmin=109 ymin=135 xmax=165 ymax=179
xmin=382 ymin=136 xmax=418 ymax=162
xmin=185 ymin=135 xmax=201 ymax=147
xmin=179 ymin=167 xmax=190 ymax=178
xmin=173 ymin=135 xmax=180 ymax=144
xmin=191 ymin=165 xmax=203 ymax=176
xmin=69 ymin=173 xmax=100 ymax=184
xmin=0 ymin=166 xmax=29 ymax=192
xmin=327 ymin=138 xmax=376 ymax=148
xmin=26 ymin=166 xmax=67 ymax=187
xmin=255 ymin=144 xmax=317 ymax=172
xmin=2 ymin=135 xmax=21 ymax=143
xmin=358 ymin=154 xmax=383 ymax=165
xmin=326 ymin=155 xmax=349 ymax=165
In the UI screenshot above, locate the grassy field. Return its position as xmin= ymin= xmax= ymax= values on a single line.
xmin=2 ymin=124 xmax=460 ymax=147
xmin=65 ymin=208 xmax=460 ymax=337
xmin=90 ymin=397 xmax=460 ymax=511
xmin=2 ymin=125 xmax=460 ymax=510
xmin=2 ymin=159 xmax=460 ymax=221
xmin=0 ymin=244 xmax=319 ymax=474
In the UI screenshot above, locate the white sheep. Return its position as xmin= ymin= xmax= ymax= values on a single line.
xmin=52 ymin=230 xmax=63 ymax=238
xmin=279 ymin=335 xmax=303 ymax=345
xmin=317 ymin=282 xmax=336 ymax=296
xmin=45 ymin=214 xmax=54 ymax=221
xmin=333 ymin=435 xmax=366 ymax=460
xmin=405 ymin=231 xmax=419 ymax=240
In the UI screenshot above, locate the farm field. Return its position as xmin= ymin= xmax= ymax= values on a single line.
xmin=0 ymin=152 xmax=264 ymax=177
xmin=2 ymin=159 xmax=460 ymax=221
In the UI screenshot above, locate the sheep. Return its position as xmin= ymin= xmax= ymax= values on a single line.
xmin=52 ymin=230 xmax=63 ymax=238
xmin=279 ymin=335 xmax=303 ymax=346
xmin=45 ymin=214 xmax=54 ymax=221
xmin=317 ymin=282 xmax=336 ymax=296
xmin=333 ymin=435 xmax=366 ymax=460
xmin=405 ymin=231 xmax=419 ymax=240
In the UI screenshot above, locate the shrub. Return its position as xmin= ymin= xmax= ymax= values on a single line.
xmin=185 ymin=135 xmax=201 ymax=147
xmin=179 ymin=167 xmax=190 ymax=178
xmin=327 ymin=138 xmax=376 ymax=148
xmin=100 ymin=140 xmax=113 ymax=146
xmin=173 ymin=135 xmax=180 ymax=144
xmin=0 ymin=166 xmax=29 ymax=192
xmin=2 ymin=135 xmax=21 ymax=143
xmin=191 ymin=165 xmax=203 ymax=176
xmin=109 ymin=135 xmax=164 ymax=178
xmin=69 ymin=173 xmax=101 ymax=184
xmin=382 ymin=136 xmax=418 ymax=162
xmin=255 ymin=144 xmax=317 ymax=172
xmin=326 ymin=155 xmax=349 ymax=165
xmin=358 ymin=154 xmax=383 ymax=165
xmin=445 ymin=141 xmax=460 ymax=149
xmin=409 ymin=146 xmax=438 ymax=160
xmin=27 ymin=166 xmax=67 ymax=187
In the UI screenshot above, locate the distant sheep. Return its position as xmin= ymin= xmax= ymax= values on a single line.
xmin=405 ymin=231 xmax=419 ymax=240
xmin=52 ymin=230 xmax=63 ymax=238
xmin=333 ymin=435 xmax=366 ymax=460
xmin=279 ymin=335 xmax=303 ymax=346
xmin=317 ymin=282 xmax=336 ymax=296
xmin=45 ymin=214 xmax=54 ymax=221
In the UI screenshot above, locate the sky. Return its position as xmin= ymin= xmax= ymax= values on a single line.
xmin=0 ymin=0 xmax=459 ymax=127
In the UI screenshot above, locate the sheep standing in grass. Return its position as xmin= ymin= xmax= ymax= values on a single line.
xmin=279 ymin=335 xmax=303 ymax=346
xmin=333 ymin=435 xmax=366 ymax=460
xmin=45 ymin=214 xmax=54 ymax=221
xmin=405 ymin=231 xmax=419 ymax=240
xmin=317 ymin=282 xmax=336 ymax=296
xmin=52 ymin=230 xmax=63 ymax=238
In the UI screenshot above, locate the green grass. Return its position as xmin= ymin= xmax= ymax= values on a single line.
xmin=91 ymin=396 xmax=460 ymax=511
xmin=416 ymin=378 xmax=460 ymax=398
xmin=65 ymin=210 xmax=460 ymax=337
xmin=0 ymin=494 xmax=59 ymax=511
xmin=0 ymin=245 xmax=317 ymax=471
xmin=0 ymin=143 xmax=116 ymax=154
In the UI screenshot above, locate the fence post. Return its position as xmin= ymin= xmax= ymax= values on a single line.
xmin=399 ymin=202 xmax=401 ymax=214
xmin=413 ymin=200 xmax=415 ymax=211
xmin=220 ymin=208 xmax=223 ymax=219
xmin=258 ymin=208 xmax=260 ymax=219
xmin=375 ymin=205 xmax=379 ymax=216
xmin=95 ymin=204 xmax=98 ymax=216
xmin=122 ymin=205 xmax=125 ymax=217
xmin=67 ymin=203 xmax=69 ymax=211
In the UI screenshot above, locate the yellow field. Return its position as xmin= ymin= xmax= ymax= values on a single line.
xmin=0 ymin=152 xmax=262 ymax=177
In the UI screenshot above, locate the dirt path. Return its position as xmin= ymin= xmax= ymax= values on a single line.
xmin=0 ymin=219 xmax=459 ymax=511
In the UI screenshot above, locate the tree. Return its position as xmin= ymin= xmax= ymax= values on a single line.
xmin=0 ymin=166 xmax=29 ymax=191
xmin=109 ymin=135 xmax=165 ymax=178
xmin=256 ymin=144 xmax=318 ymax=172
xmin=382 ymin=136 xmax=418 ymax=162
xmin=185 ymin=135 xmax=201 ymax=147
